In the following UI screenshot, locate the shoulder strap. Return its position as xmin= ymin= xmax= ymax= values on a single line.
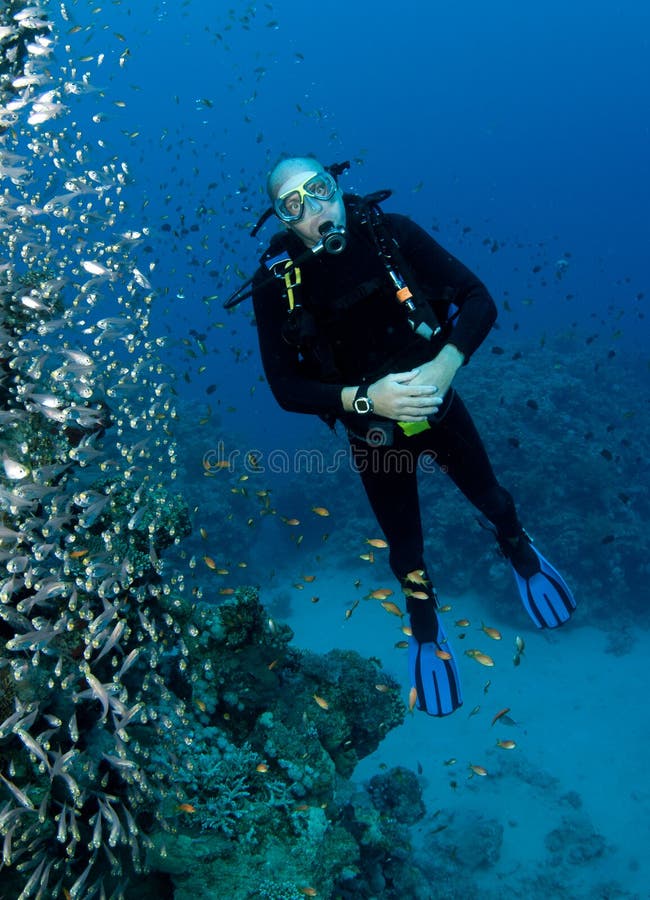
xmin=359 ymin=200 xmax=447 ymax=341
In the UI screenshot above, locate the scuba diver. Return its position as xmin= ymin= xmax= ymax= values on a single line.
xmin=227 ymin=155 xmax=576 ymax=717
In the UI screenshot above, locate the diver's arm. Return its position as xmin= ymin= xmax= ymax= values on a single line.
xmin=341 ymin=372 xmax=442 ymax=422
xmin=388 ymin=214 xmax=497 ymax=362
xmin=252 ymin=273 xmax=346 ymax=417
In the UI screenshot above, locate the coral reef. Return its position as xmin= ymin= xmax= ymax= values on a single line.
xmin=136 ymin=588 xmax=410 ymax=898
xmin=1 ymin=10 xmax=192 ymax=895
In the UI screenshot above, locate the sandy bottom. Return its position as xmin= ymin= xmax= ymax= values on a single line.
xmin=262 ymin=560 xmax=650 ymax=899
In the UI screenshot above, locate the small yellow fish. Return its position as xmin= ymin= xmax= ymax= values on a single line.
xmin=496 ymin=740 xmax=516 ymax=750
xmin=366 ymin=538 xmax=388 ymax=548
xmin=380 ymin=600 xmax=404 ymax=618
xmin=368 ymin=588 xmax=393 ymax=600
xmin=313 ymin=694 xmax=329 ymax=710
xmin=481 ymin=623 xmax=502 ymax=641
xmin=405 ymin=569 xmax=427 ymax=585
xmin=177 ymin=803 xmax=196 ymax=813
xmin=311 ymin=506 xmax=330 ymax=517
xmin=469 ymin=764 xmax=488 ymax=777
xmin=345 ymin=600 xmax=359 ymax=619
xmin=455 ymin=619 xmax=470 ymax=627
xmin=374 ymin=683 xmax=390 ymax=692
xmin=394 ymin=640 xmax=409 ymax=649
xmin=435 ymin=648 xmax=452 ymax=660
xmin=474 ymin=652 xmax=495 ymax=667
xmin=256 ymin=763 xmax=269 ymax=773
xmin=408 ymin=686 xmax=418 ymax=712
xmin=404 ymin=589 xmax=429 ymax=600
xmin=491 ymin=707 xmax=511 ymax=726
xmin=203 ymin=555 xmax=217 ymax=570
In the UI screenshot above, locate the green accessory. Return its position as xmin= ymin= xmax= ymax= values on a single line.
xmin=398 ymin=420 xmax=431 ymax=436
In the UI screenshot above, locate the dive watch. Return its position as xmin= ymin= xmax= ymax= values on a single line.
xmin=353 ymin=383 xmax=374 ymax=415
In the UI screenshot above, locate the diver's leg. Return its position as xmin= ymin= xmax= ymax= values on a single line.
xmin=426 ymin=392 xmax=575 ymax=626
xmin=425 ymin=390 xmax=522 ymax=538
xmin=349 ymin=438 xmax=438 ymax=642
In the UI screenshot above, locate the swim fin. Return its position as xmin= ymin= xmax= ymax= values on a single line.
xmin=505 ymin=536 xmax=576 ymax=629
xmin=408 ymin=623 xmax=463 ymax=717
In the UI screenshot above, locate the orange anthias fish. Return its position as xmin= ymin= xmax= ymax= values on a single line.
xmin=473 ymin=652 xmax=494 ymax=667
xmin=481 ymin=623 xmax=502 ymax=641
xmin=380 ymin=600 xmax=404 ymax=618
xmin=368 ymin=588 xmax=393 ymax=600
xmin=311 ymin=506 xmax=330 ymax=516
xmin=366 ymin=538 xmax=388 ymax=548
xmin=496 ymin=739 xmax=516 ymax=750
xmin=408 ymin=686 xmax=418 ymax=712
xmin=468 ymin=764 xmax=488 ymax=777
xmin=313 ymin=694 xmax=329 ymax=710
xmin=177 ymin=803 xmax=196 ymax=813
xmin=405 ymin=569 xmax=427 ymax=585
xmin=345 ymin=600 xmax=360 ymax=619
xmin=491 ymin=706 xmax=511 ymax=726
xmin=403 ymin=589 xmax=429 ymax=600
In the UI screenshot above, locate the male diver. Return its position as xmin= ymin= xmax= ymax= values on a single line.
xmin=241 ymin=156 xmax=575 ymax=716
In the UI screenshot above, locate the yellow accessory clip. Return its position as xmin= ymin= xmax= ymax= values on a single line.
xmin=282 ymin=263 xmax=302 ymax=311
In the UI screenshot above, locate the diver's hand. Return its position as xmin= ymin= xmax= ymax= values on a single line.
xmin=407 ymin=345 xmax=465 ymax=405
xmin=368 ymin=369 xmax=442 ymax=422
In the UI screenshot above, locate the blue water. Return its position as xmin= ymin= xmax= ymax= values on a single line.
xmin=5 ymin=0 xmax=650 ymax=896
xmin=82 ymin=0 xmax=649 ymax=448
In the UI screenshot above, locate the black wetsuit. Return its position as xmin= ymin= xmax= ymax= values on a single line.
xmin=252 ymin=203 xmax=522 ymax=640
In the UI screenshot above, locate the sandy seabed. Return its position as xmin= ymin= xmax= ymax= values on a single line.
xmin=263 ymin=562 xmax=650 ymax=899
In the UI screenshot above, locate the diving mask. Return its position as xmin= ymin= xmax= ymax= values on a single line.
xmin=274 ymin=171 xmax=339 ymax=223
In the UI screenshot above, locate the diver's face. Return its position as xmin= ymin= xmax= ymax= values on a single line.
xmin=273 ymin=168 xmax=346 ymax=248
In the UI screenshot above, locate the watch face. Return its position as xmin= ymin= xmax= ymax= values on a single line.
xmin=354 ymin=397 xmax=372 ymax=414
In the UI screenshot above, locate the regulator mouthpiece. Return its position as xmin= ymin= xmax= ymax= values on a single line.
xmin=318 ymin=221 xmax=347 ymax=254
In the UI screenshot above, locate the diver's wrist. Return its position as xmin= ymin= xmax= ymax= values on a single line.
xmin=341 ymin=386 xmax=358 ymax=412
xmin=440 ymin=343 xmax=465 ymax=368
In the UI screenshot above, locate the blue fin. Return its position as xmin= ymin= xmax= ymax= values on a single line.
xmin=511 ymin=544 xmax=576 ymax=629
xmin=408 ymin=624 xmax=463 ymax=717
